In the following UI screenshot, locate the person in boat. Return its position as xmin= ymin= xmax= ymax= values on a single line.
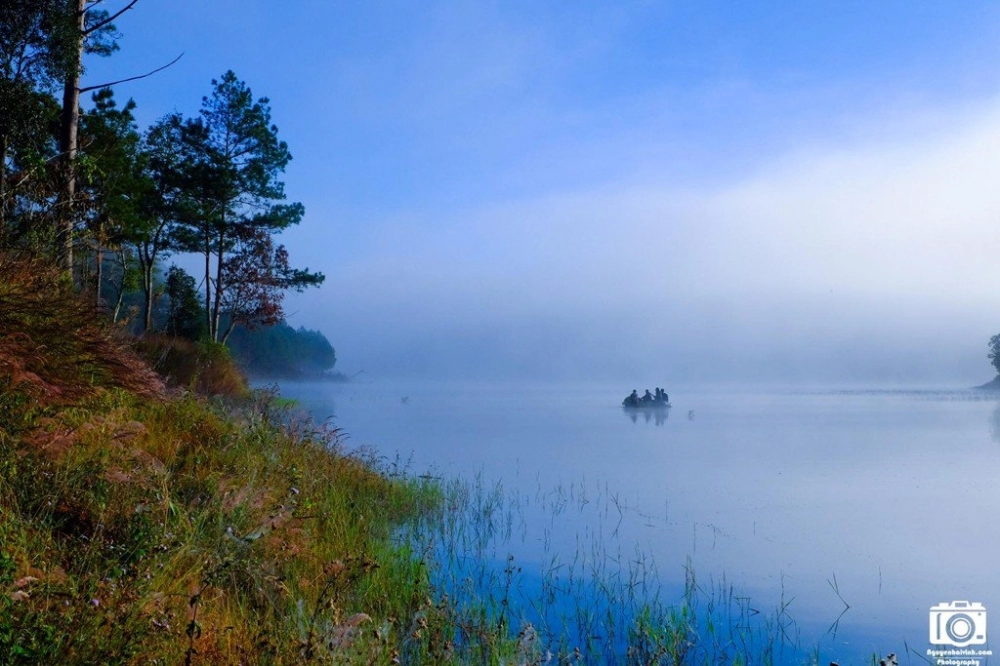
xmin=641 ymin=389 xmax=654 ymax=404
xmin=623 ymin=389 xmax=640 ymax=407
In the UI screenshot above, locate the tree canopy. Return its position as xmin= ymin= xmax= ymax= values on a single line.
xmin=166 ymin=71 xmax=321 ymax=341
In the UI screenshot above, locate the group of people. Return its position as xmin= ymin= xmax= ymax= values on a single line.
xmin=622 ymin=387 xmax=670 ymax=407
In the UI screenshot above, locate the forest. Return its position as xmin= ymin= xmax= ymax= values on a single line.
xmin=1 ymin=0 xmax=325 ymax=353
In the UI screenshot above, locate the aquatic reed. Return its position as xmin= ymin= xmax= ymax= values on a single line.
xmin=396 ymin=472 xmax=865 ymax=665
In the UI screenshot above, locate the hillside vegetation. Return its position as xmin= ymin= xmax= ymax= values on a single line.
xmin=0 ymin=254 xmax=458 ymax=664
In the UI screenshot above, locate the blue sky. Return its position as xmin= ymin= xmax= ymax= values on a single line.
xmin=85 ymin=1 xmax=1000 ymax=384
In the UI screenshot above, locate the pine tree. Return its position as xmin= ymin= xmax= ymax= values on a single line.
xmin=170 ymin=71 xmax=320 ymax=341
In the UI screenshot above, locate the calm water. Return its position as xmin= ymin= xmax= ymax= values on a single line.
xmin=276 ymin=380 xmax=1000 ymax=663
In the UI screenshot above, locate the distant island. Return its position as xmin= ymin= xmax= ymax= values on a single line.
xmin=975 ymin=376 xmax=1000 ymax=390
xmin=227 ymin=322 xmax=343 ymax=380
xmin=980 ymin=335 xmax=1000 ymax=389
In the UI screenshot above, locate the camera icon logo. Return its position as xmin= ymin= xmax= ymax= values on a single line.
xmin=929 ymin=601 xmax=987 ymax=647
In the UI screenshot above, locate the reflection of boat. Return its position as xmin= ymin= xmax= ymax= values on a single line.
xmin=621 ymin=400 xmax=671 ymax=410
xmin=622 ymin=400 xmax=670 ymax=425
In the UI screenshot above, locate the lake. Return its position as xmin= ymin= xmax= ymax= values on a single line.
xmin=274 ymin=380 xmax=1000 ymax=664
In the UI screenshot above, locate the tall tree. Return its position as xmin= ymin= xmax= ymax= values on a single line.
xmin=129 ymin=112 xmax=187 ymax=332
xmin=55 ymin=0 xmax=135 ymax=272
xmin=0 ymin=0 xmax=75 ymax=236
xmin=173 ymin=71 xmax=315 ymax=341
xmin=77 ymin=87 xmax=144 ymax=306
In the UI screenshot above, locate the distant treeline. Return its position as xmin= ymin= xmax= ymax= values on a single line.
xmin=227 ymin=322 xmax=339 ymax=379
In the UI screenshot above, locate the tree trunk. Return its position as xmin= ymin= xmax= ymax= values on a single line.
xmin=204 ymin=229 xmax=212 ymax=338
xmin=212 ymin=230 xmax=224 ymax=342
xmin=0 ymin=134 xmax=9 ymax=230
xmin=136 ymin=242 xmax=152 ymax=332
xmin=141 ymin=259 xmax=153 ymax=332
xmin=220 ymin=319 xmax=236 ymax=345
xmin=57 ymin=0 xmax=86 ymax=274
xmin=142 ymin=273 xmax=151 ymax=331
xmin=95 ymin=221 xmax=105 ymax=307
xmin=95 ymin=245 xmax=104 ymax=305
xmin=112 ymin=247 xmax=127 ymax=322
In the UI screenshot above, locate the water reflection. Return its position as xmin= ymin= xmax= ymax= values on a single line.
xmin=621 ymin=405 xmax=670 ymax=425
xmin=990 ymin=403 xmax=1000 ymax=442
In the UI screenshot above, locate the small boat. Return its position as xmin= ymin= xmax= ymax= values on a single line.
xmin=621 ymin=389 xmax=671 ymax=409
xmin=622 ymin=398 xmax=671 ymax=409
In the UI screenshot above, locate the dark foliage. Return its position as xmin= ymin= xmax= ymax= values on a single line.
xmin=988 ymin=334 xmax=1000 ymax=376
xmin=164 ymin=265 xmax=206 ymax=340
xmin=227 ymin=322 xmax=336 ymax=378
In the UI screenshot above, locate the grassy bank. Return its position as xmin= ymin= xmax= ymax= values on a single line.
xmin=0 ymin=388 xmax=451 ymax=663
xmin=0 ymin=254 xmax=479 ymax=664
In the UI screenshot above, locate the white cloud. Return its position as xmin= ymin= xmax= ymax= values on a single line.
xmin=293 ymin=97 xmax=1000 ymax=383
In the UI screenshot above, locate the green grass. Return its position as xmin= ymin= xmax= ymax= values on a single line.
xmin=0 ymin=386 xmax=462 ymax=664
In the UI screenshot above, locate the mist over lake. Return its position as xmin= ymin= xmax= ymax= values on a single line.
xmin=76 ymin=0 xmax=1000 ymax=660
xmin=10 ymin=0 xmax=1000 ymax=662
xmin=274 ymin=379 xmax=1000 ymax=663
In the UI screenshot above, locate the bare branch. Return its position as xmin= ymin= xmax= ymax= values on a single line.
xmin=79 ymin=52 xmax=184 ymax=93
xmin=83 ymin=0 xmax=140 ymax=35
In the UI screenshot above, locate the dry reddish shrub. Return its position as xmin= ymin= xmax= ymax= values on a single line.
xmin=134 ymin=334 xmax=248 ymax=398
xmin=0 ymin=252 xmax=165 ymax=404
